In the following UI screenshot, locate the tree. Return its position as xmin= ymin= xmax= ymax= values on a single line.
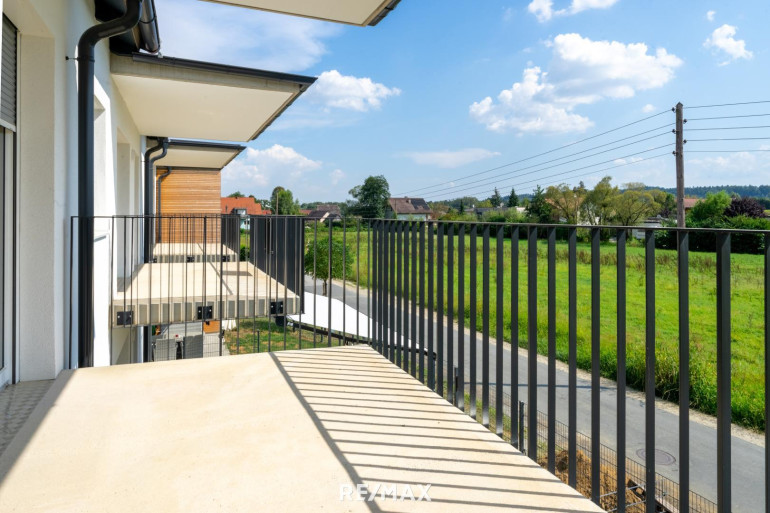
xmin=459 ymin=199 xmax=465 ymax=213
xmin=270 ymin=186 xmax=300 ymax=215
xmin=580 ymin=176 xmax=618 ymax=225
xmin=489 ymin=188 xmax=502 ymax=208
xmin=507 ymin=187 xmax=519 ymax=208
xmin=525 ymin=185 xmax=552 ymax=223
xmin=304 ymin=237 xmax=352 ymax=296
xmin=650 ymin=190 xmax=676 ymax=218
xmin=725 ymin=197 xmax=766 ymax=218
xmin=227 ymin=191 xmax=245 ymax=198
xmin=611 ymin=188 xmax=660 ymax=226
xmin=545 ymin=183 xmax=586 ymax=224
xmin=689 ymin=191 xmax=731 ymax=223
xmin=348 ymin=175 xmax=390 ymax=219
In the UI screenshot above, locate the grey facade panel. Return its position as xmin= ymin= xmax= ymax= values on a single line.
xmin=1 ymin=16 xmax=17 ymax=126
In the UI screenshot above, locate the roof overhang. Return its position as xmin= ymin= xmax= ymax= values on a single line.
xmin=202 ymin=0 xmax=401 ymax=26
xmin=151 ymin=140 xmax=246 ymax=171
xmin=111 ymin=53 xmax=316 ymax=142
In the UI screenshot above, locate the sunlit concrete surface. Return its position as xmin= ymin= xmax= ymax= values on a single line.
xmin=0 ymin=346 xmax=602 ymax=512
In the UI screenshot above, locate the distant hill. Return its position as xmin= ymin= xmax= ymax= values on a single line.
xmin=647 ymin=185 xmax=770 ymax=198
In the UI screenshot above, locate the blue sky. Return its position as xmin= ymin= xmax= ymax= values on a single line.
xmin=156 ymin=0 xmax=770 ymax=203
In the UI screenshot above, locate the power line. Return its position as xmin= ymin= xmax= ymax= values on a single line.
xmin=433 ymin=151 xmax=672 ymax=203
xmin=686 ymin=100 xmax=770 ymax=109
xmin=407 ymin=130 xmax=672 ymax=198
xmin=687 ymin=113 xmax=770 ymax=121
xmin=687 ymin=149 xmax=770 ymax=153
xmin=425 ymin=144 xmax=673 ymax=200
xmin=685 ymin=125 xmax=770 ymax=131
xmin=393 ymin=110 xmax=672 ymax=196
xmin=687 ymin=137 xmax=770 ymax=142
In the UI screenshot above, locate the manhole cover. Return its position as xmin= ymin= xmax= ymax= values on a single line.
xmin=636 ymin=448 xmax=676 ymax=466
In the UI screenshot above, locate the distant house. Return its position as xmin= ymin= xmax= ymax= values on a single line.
xmin=683 ymin=198 xmax=700 ymax=211
xmin=306 ymin=204 xmax=343 ymax=223
xmin=221 ymin=197 xmax=267 ymax=216
xmin=387 ymin=197 xmax=432 ymax=220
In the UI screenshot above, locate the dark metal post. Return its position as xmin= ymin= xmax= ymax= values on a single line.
xmin=617 ymin=228 xmax=627 ymax=513
xmin=527 ymin=226 xmax=537 ymax=460
xmin=547 ymin=227 xmax=556 ymax=471
xmin=427 ymin=221 xmax=435 ymax=388
xmin=645 ymin=230 xmax=656 ymax=513
xmin=716 ymin=232 xmax=731 ymax=513
xmin=511 ymin=226 xmax=519 ymax=448
xmin=470 ymin=225 xmax=477 ymax=418
xmin=591 ymin=228 xmax=601 ymax=505
xmin=482 ymin=224 xmax=490 ymax=428
xmin=495 ymin=225 xmax=504 ymax=438
xmin=457 ymin=224 xmax=466 ymax=410
xmin=437 ymin=223 xmax=444 ymax=396
xmin=678 ymin=231 xmax=690 ymax=513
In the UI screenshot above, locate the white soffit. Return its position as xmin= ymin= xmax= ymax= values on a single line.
xmin=203 ymin=0 xmax=399 ymax=26
xmin=111 ymin=54 xmax=315 ymax=142
xmin=154 ymin=142 xmax=245 ymax=170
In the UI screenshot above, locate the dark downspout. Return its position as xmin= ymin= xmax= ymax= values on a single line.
xmin=141 ymin=139 xmax=167 ymax=364
xmin=143 ymin=138 xmax=168 ymax=263
xmin=155 ymin=167 xmax=172 ymax=241
xmin=77 ymin=0 xmax=143 ymax=368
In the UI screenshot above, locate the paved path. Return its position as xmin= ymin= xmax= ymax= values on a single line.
xmin=305 ymin=276 xmax=765 ymax=513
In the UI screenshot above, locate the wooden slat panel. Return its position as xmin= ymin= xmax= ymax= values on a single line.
xmin=156 ymin=169 xmax=221 ymax=243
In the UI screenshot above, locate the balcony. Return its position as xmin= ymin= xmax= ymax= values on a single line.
xmin=3 ymin=216 xmax=767 ymax=511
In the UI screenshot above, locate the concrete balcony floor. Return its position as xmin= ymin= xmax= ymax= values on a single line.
xmin=0 ymin=346 xmax=602 ymax=512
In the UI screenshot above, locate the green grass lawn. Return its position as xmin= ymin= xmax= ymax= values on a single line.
xmin=224 ymin=317 xmax=348 ymax=355
xmin=312 ymin=225 xmax=766 ymax=430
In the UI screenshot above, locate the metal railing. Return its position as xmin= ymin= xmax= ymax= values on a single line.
xmin=70 ymin=215 xmax=770 ymax=512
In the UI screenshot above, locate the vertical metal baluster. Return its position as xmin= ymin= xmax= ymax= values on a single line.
xmin=470 ymin=224 xmax=478 ymax=419
xmin=381 ymin=221 xmax=387 ymax=355
xmin=716 ymin=232 xmax=731 ymax=513
xmin=482 ymin=224 xmax=490 ymax=428
xmin=495 ymin=225 xmax=504 ymax=437
xmin=427 ymin=221 xmax=435 ymax=389
xmin=403 ymin=221 xmax=410 ymax=374
xmin=437 ymin=223 xmax=444 ymax=396
xmin=765 ymin=233 xmax=770 ymax=513
xmin=313 ymin=220 xmax=318 ymax=347
xmin=589 ymin=227 xmax=601 ymax=503
xmin=547 ymin=226 xmax=556 ymax=471
xmin=397 ymin=222 xmax=403 ymax=367
xmin=448 ymin=225 xmax=455 ymax=405
xmin=645 ymin=229 xmax=656 ymax=513
xmin=457 ymin=224 xmax=466 ymax=410
xmin=511 ymin=226 xmax=519 ymax=447
xmin=678 ymin=230 xmax=690 ymax=513
xmin=343 ymin=221 xmax=347 ymax=346
xmin=617 ymin=228 xmax=627 ymax=512
xmin=283 ymin=218 xmax=288 ymax=351
xmin=357 ymin=219 xmax=361 ymax=345
xmin=327 ymin=221 xmax=333 ymax=347
xmin=388 ymin=221 xmax=396 ymax=363
xmin=367 ymin=221 xmax=370 ymax=345
xmin=419 ymin=221 xmax=425 ymax=383
xmin=527 ymin=225 xmax=537 ymax=460
xmin=568 ymin=227 xmax=577 ymax=484
xmin=411 ymin=221 xmax=418 ymax=376
xmin=366 ymin=221 xmax=382 ymax=352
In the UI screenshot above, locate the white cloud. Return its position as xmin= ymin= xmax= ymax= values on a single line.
xmin=470 ymin=67 xmax=594 ymax=133
xmin=528 ymin=0 xmax=554 ymax=22
xmin=402 ymin=148 xmax=501 ymax=169
xmin=528 ymin=0 xmax=619 ymax=22
xmin=222 ymin=145 xmax=322 ymax=189
xmin=642 ymin=104 xmax=656 ymax=113
xmin=471 ymin=34 xmax=681 ymax=134
xmin=155 ymin=0 xmax=341 ymax=72
xmin=306 ymin=70 xmax=401 ymax=112
xmin=706 ymin=10 xmax=716 ymax=21
xmin=686 ymin=148 xmax=770 ymax=185
xmin=503 ymin=7 xmax=516 ymax=22
xmin=704 ymin=24 xmax=753 ymax=65
xmin=330 ymin=169 xmax=345 ymax=185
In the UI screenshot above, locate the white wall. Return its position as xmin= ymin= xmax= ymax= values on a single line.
xmin=4 ymin=0 xmax=145 ymax=380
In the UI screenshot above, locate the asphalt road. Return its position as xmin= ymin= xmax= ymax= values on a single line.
xmin=304 ymin=276 xmax=765 ymax=513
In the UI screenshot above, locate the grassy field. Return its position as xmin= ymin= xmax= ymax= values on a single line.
xmin=313 ymin=225 xmax=766 ymax=430
xmin=224 ymin=317 xmax=349 ymax=355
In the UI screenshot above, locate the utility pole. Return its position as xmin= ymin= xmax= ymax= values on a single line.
xmin=675 ymin=102 xmax=686 ymax=228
